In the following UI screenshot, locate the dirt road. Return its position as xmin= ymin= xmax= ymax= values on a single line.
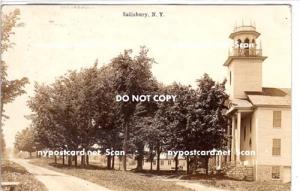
xmin=11 ymin=159 xmax=111 ymax=191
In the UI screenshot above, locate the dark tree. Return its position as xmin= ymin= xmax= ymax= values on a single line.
xmin=190 ymin=74 xmax=229 ymax=174
xmin=110 ymin=47 xmax=156 ymax=170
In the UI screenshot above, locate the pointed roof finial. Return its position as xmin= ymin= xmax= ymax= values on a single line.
xmin=94 ymin=58 xmax=99 ymax=66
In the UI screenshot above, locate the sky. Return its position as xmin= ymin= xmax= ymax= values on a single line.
xmin=1 ymin=5 xmax=291 ymax=148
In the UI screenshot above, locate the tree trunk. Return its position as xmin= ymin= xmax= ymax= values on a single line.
xmin=107 ymin=155 xmax=112 ymax=169
xmin=112 ymin=155 xmax=115 ymax=169
xmin=175 ymin=153 xmax=179 ymax=173
xmin=156 ymin=145 xmax=161 ymax=172
xmin=122 ymin=122 xmax=128 ymax=171
xmin=29 ymin=152 xmax=32 ymax=158
xmin=62 ymin=154 xmax=65 ymax=165
xmin=186 ymin=156 xmax=190 ymax=175
xmin=205 ymin=157 xmax=209 ymax=175
xmin=136 ymin=143 xmax=144 ymax=171
xmin=68 ymin=155 xmax=72 ymax=166
xmin=149 ymin=146 xmax=153 ymax=172
xmin=54 ymin=155 xmax=57 ymax=164
xmin=86 ymin=155 xmax=89 ymax=166
xmin=81 ymin=155 xmax=85 ymax=167
xmin=136 ymin=156 xmax=143 ymax=171
xmin=74 ymin=155 xmax=77 ymax=167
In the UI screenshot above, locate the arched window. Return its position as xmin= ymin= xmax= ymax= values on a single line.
xmin=244 ymin=38 xmax=250 ymax=56
xmin=244 ymin=38 xmax=250 ymax=48
xmin=237 ymin=39 xmax=241 ymax=49
xmin=250 ymin=39 xmax=256 ymax=55
xmin=236 ymin=39 xmax=242 ymax=55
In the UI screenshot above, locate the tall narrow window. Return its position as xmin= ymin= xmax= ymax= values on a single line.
xmin=272 ymin=139 xmax=281 ymax=156
xmin=229 ymin=71 xmax=232 ymax=85
xmin=273 ymin=111 xmax=281 ymax=128
xmin=273 ymin=111 xmax=282 ymax=128
xmin=244 ymin=38 xmax=250 ymax=56
xmin=168 ymin=160 xmax=171 ymax=165
xmin=272 ymin=166 xmax=280 ymax=179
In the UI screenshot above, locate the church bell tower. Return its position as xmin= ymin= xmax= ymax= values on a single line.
xmin=224 ymin=24 xmax=267 ymax=99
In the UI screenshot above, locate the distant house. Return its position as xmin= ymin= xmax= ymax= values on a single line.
xmin=223 ymin=25 xmax=291 ymax=182
xmin=143 ymin=153 xmax=187 ymax=171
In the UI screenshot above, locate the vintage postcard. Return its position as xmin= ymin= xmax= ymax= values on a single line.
xmin=0 ymin=3 xmax=292 ymax=191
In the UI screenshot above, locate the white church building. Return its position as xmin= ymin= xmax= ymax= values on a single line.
xmin=223 ymin=24 xmax=291 ymax=182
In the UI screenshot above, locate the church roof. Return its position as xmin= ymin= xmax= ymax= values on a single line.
xmin=230 ymin=99 xmax=253 ymax=109
xmin=246 ymin=88 xmax=291 ymax=107
xmin=227 ymin=88 xmax=291 ymax=115
xmin=227 ymin=99 xmax=253 ymax=114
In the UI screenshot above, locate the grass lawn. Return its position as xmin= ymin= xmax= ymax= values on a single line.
xmin=30 ymin=158 xmax=193 ymax=191
xmin=30 ymin=158 xmax=291 ymax=191
xmin=1 ymin=160 xmax=47 ymax=191
xmin=180 ymin=174 xmax=291 ymax=191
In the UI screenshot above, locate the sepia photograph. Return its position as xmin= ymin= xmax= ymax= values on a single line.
xmin=0 ymin=3 xmax=292 ymax=191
